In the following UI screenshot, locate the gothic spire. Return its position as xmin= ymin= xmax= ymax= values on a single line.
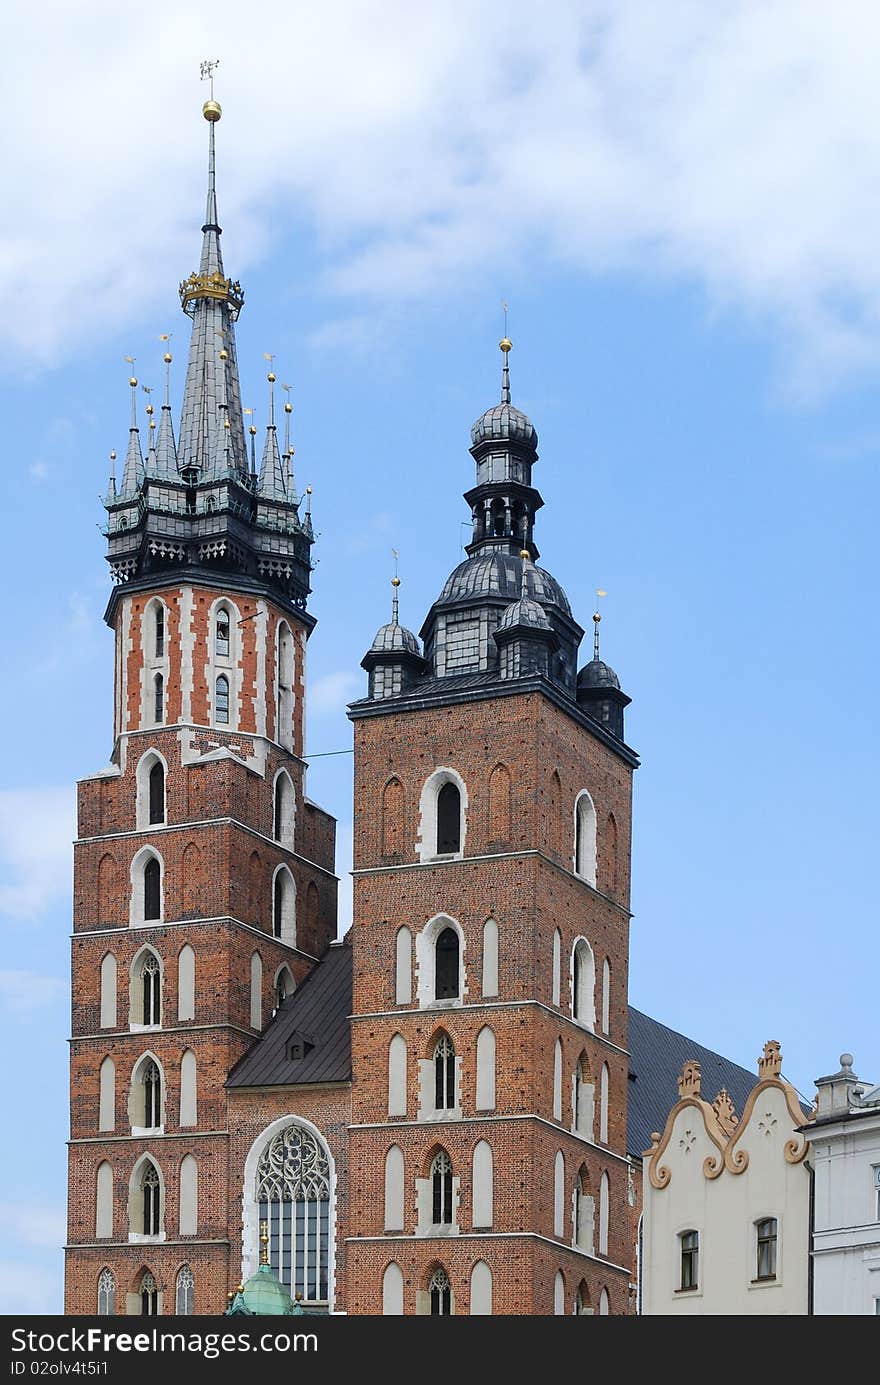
xmin=119 ymin=373 xmax=144 ymax=498
xmin=154 ymin=351 xmax=178 ymax=480
xmin=258 ymin=369 xmax=287 ymax=500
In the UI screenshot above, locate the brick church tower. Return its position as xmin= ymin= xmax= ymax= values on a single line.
xmin=344 ymin=339 xmax=638 ymax=1315
xmin=64 ymin=93 xmax=337 ymax=1315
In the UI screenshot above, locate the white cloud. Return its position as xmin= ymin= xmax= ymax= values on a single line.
xmin=5 ymin=2 xmax=880 ymax=387
xmin=0 ymin=787 xmax=75 ymax=924
xmin=0 ymin=970 xmax=68 ymax=1016
xmin=308 ymin=670 xmax=361 ymax=716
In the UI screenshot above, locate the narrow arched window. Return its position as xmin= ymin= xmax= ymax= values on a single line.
xmin=429 ymin=1265 xmax=452 ymax=1316
xmin=435 ymin=927 xmax=459 ymax=1000
xmin=142 ymin=1164 xmax=160 ymax=1237
xmin=97 ymin=1268 xmax=115 ymax=1316
xmin=275 ymin=966 xmax=295 ymax=1011
xmin=154 ymin=606 xmax=164 ymax=658
xmin=143 ymin=857 xmax=160 ymax=921
xmin=572 ymin=938 xmax=596 ymax=1029
xmin=141 ymin=953 xmax=160 ymax=1025
xmin=176 ymin=1265 xmax=194 ymax=1315
xmin=470 ymin=1260 xmax=492 ymax=1315
xmin=272 ymin=868 xmax=296 ymax=944
xmin=575 ymin=1281 xmax=591 ymax=1315
xmin=148 ymin=761 xmax=165 ymax=825
xmin=215 ymin=674 xmax=229 ymax=724
xmin=574 ymin=791 xmax=597 ymax=884
xmin=434 ymin=1034 xmax=456 ymax=1110
xmin=142 ymin=1060 xmax=161 ymax=1129
xmin=383 ymin=1262 xmax=404 ymax=1315
xmin=436 ymin=782 xmax=461 ymax=854
xmin=431 ymin=1152 xmax=454 ymax=1226
xmin=599 ymin=1171 xmax=610 ymax=1255
xmin=215 ymin=609 xmax=230 ymax=658
xmin=153 ymin=673 xmax=164 ymax=724
xmin=273 ymin=873 xmax=283 ymax=938
xmin=139 ymin=1270 xmax=158 ymax=1316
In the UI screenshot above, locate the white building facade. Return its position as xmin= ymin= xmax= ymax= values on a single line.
xmin=641 ymin=1042 xmax=812 ymax=1315
xmin=808 ymin=1054 xmax=880 ymax=1316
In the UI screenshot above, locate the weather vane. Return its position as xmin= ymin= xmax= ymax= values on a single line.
xmin=200 ymin=59 xmax=220 ymax=99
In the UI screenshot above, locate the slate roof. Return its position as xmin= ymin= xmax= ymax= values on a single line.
xmin=226 ymin=943 xmax=352 ymax=1088
xmin=228 ymin=949 xmax=762 ymax=1163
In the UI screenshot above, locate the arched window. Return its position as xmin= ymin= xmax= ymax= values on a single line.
xmin=384 ymin=1145 xmax=405 ymax=1232
xmin=139 ymin=1270 xmax=158 ymax=1316
xmin=257 ymin=1123 xmax=331 ymax=1305
xmin=177 ymin=945 xmax=195 ymax=1023
xmin=272 ymin=867 xmax=296 ymax=945
xmin=382 ymin=1261 xmax=404 ymax=1315
xmin=140 ymin=1059 xmax=162 ymax=1130
xmin=153 ymin=673 xmax=164 ymax=725
xmin=176 ymin=1265 xmax=194 ymax=1315
xmin=148 ymin=761 xmax=165 ymax=825
xmin=99 ymin=1057 xmax=115 ymax=1132
xmin=97 ymin=1268 xmax=115 ymax=1316
xmin=95 ymin=1162 xmax=113 ymax=1238
xmin=133 ymin=950 xmax=161 ymax=1027
xmin=599 ymin=1171 xmax=610 ymax=1255
xmin=179 ymin=1050 xmax=197 ymax=1127
xmin=436 ymin=782 xmax=461 ymax=854
xmin=215 ymin=674 xmax=230 ymax=725
xmin=575 ymin=1280 xmax=592 ymax=1315
xmin=434 ymin=1034 xmax=456 ymax=1111
xmin=381 ymin=777 xmax=404 ymax=858
xmin=553 ymin=1150 xmax=565 ymax=1237
xmin=488 ymin=763 xmax=511 ymax=842
xmin=275 ymin=965 xmax=295 ymax=1012
xmin=100 ymin=953 xmax=117 ymax=1029
xmin=481 ymin=918 xmax=498 ymax=998
xmin=435 ymin=927 xmax=459 ymax=1000
xmin=429 ymin=1265 xmax=452 ymax=1316
xmin=572 ymin=938 xmax=596 ymax=1029
xmin=388 ymin=1034 xmax=407 ymax=1117
xmin=250 ymin=952 xmax=263 ymax=1030
xmin=601 ymin=957 xmax=611 ymax=1035
xmin=599 ymin=1064 xmax=609 ymax=1144
xmin=276 ymin=620 xmax=295 ymax=751
xmin=472 ymin=1141 xmax=493 ymax=1229
xmin=395 ymin=926 xmax=412 ymax=1005
xmin=599 ymin=1286 xmax=610 ymax=1316
xmin=553 ymin=1038 xmax=563 ymax=1121
xmin=143 ymin=856 xmax=161 ymax=923
xmin=141 ymin=1163 xmax=161 ymax=1237
xmin=273 ymin=771 xmax=294 ymax=847
xmin=553 ymin=1269 xmax=565 ymax=1315
xmin=154 ymin=605 xmax=165 ymax=658
xmin=215 ymin=608 xmax=230 ymax=658
xmin=475 ymin=1027 xmax=496 ymax=1111
xmin=574 ymin=791 xmax=597 ymax=885
xmin=552 ymin=928 xmax=561 ymax=1007
xmin=431 ymin=1152 xmax=454 ymax=1227
xmin=179 ymin=1154 xmax=198 ymax=1237
xmin=574 ymin=1057 xmax=594 ymax=1139
xmin=605 ymin=812 xmax=618 ymax=895
xmin=575 ymin=1167 xmax=594 ymax=1252
xmin=470 ymin=1260 xmax=492 ymax=1316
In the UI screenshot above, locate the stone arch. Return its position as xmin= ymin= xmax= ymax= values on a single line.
xmin=599 ymin=1063 xmax=610 ymax=1144
xmin=177 ymin=944 xmax=195 ymax=1023
xmin=552 ymin=927 xmax=561 ymax=1007
xmin=553 ymin=1268 xmax=565 ymax=1315
xmin=571 ymin=936 xmax=596 ymax=1030
xmin=472 ymin=1141 xmax=493 ymax=1229
xmin=381 ymin=776 xmax=405 ymax=858
xmin=554 ymin=1149 xmax=565 ymax=1237
xmin=383 ymin=1145 xmax=405 ymax=1232
xmin=481 ymin=917 xmax=498 ymax=998
xmin=95 ymin=1160 xmax=113 ymax=1238
xmin=553 ymin=1037 xmax=563 ymax=1121
xmin=127 ymin=1153 xmax=165 ymax=1241
xmin=382 ymin=1261 xmax=404 ymax=1315
xmin=273 ymin=768 xmax=295 ymax=848
xmin=394 ymin=925 xmax=412 ymax=1005
xmin=179 ymin=1154 xmax=198 ymax=1236
xmin=129 ymin=845 xmax=164 ymax=926
xmin=271 ymin=865 xmax=296 ymax=946
xmin=574 ymin=790 xmax=597 ymax=885
xmin=469 ymin=1259 xmax=492 ymax=1315
xmin=128 ymin=945 xmax=163 ymax=1028
xmin=487 ymin=762 xmax=511 ymax=843
xmin=475 ymin=1026 xmax=496 ymax=1111
xmin=601 ymin=956 xmax=611 ymax=1035
xmin=179 ymin=1049 xmax=197 ymax=1127
xmin=100 ymin=952 xmax=117 ymax=1029
xmin=99 ymin=1056 xmax=115 ymax=1132
xmin=135 ymin=748 xmax=168 ymax=830
xmin=128 ymin=1051 xmax=165 ymax=1133
xmin=415 ymin=912 xmax=466 ymax=1008
xmin=417 ymin=767 xmax=468 ymax=862
xmin=388 ymin=1033 xmax=407 ymax=1117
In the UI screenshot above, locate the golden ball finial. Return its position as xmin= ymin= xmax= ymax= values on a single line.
xmin=391 ymin=576 xmax=401 ymax=588
xmin=249 ymin=425 xmax=257 ymax=436
xmin=163 ymin=352 xmax=172 ymax=364
xmin=500 ymin=337 xmax=513 ymax=354
xmin=145 ymin=403 xmax=154 ymax=415
xmin=284 ymin=401 xmax=292 ymax=413
xmin=267 ymin=371 xmax=276 ymax=384
xmin=593 ymin=611 xmax=601 ymax=623
xmin=306 ymin=485 xmax=312 ymax=495
xmin=110 ymin=450 xmax=116 ymax=461
xmin=203 ymin=99 xmax=222 ymax=123
xmin=520 ymin=548 xmax=530 ymax=560
xmin=129 ymin=376 xmax=137 ymax=388
xmin=219 ymin=348 xmax=228 ymax=361
xmin=223 ymin=418 xmax=231 ymax=429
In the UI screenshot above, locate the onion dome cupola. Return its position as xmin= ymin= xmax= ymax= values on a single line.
xmin=102 ymin=84 xmax=313 ymax=616
xmin=577 ymin=611 xmax=630 ymax=740
xmin=362 ymin=577 xmax=427 ymax=700
xmin=466 ymin=337 xmax=543 ymax=560
xmin=494 ymin=551 xmax=561 ymax=680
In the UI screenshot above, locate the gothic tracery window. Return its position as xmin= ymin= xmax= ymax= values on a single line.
xmin=97 ymin=1268 xmax=115 ymax=1316
xmin=142 ymin=1059 xmax=161 ymax=1129
xmin=140 ymin=952 xmax=161 ymax=1025
xmin=256 ymin=1124 xmax=331 ymax=1306
xmin=215 ymin=674 xmax=230 ymax=725
xmin=429 ymin=1265 xmax=452 ymax=1315
xmin=139 ymin=1270 xmax=158 ymax=1315
xmin=141 ymin=1165 xmax=160 ymax=1237
xmin=176 ymin=1264 xmax=194 ymax=1315
xmin=430 ymin=1151 xmax=454 ymax=1226
xmin=434 ymin=1034 xmax=456 ymax=1111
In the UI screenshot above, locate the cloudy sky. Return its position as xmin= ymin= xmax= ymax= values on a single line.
xmin=2 ymin=0 xmax=879 ymax=1312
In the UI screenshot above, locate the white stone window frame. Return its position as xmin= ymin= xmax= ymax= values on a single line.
xmin=272 ymin=767 xmax=296 ymax=849
xmin=128 ymin=944 xmax=164 ymax=1031
xmin=415 ymin=1149 xmax=461 ymax=1238
xmin=141 ymin=597 xmax=170 ymax=730
xmin=570 ymin=936 xmax=597 ymax=1032
xmin=135 ymin=748 xmax=169 ymax=831
xmin=240 ymin=1114 xmax=338 ymax=1312
xmin=415 ymin=912 xmax=467 ymax=1011
xmin=573 ymin=789 xmax=598 ymax=886
xmin=417 ymin=767 xmax=468 ymax=863
xmin=275 ymin=619 xmax=296 ymax=752
xmin=128 ymin=1050 xmax=166 ymax=1137
xmin=207 ymin=596 xmax=242 ymax=731
xmin=417 ymin=1029 xmax=463 ymax=1123
xmin=271 ymin=863 xmax=297 ymax=947
xmin=675 ymin=1222 xmax=702 ymax=1296
xmin=127 ymin=1152 xmax=167 ymax=1244
xmin=129 ymin=846 xmax=165 ymax=928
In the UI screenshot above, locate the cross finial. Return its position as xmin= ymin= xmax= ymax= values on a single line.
xmin=593 ymin=590 xmax=607 ymax=659
xmin=391 ymin=549 xmax=400 ymax=623
xmin=200 ymin=59 xmax=220 ymax=98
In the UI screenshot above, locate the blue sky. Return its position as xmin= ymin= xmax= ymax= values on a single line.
xmin=1 ymin=0 xmax=879 ymax=1312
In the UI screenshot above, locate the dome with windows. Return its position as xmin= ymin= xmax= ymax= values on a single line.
xmin=577 ymin=657 xmax=621 ymax=691
xmin=435 ymin=551 xmax=571 ymax=615
xmin=470 ymin=399 xmax=538 ymax=451
xmin=368 ymin=620 xmax=421 ymax=657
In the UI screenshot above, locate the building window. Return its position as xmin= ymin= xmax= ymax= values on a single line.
xmin=431 ymin=1153 xmax=454 ymax=1226
xmin=574 ymin=791 xmax=597 ymax=884
xmin=148 ymin=761 xmax=165 ymax=825
xmin=272 ymin=867 xmax=296 ymax=945
xmin=572 ymin=938 xmax=596 ymax=1029
xmin=142 ymin=1165 xmax=160 ymax=1237
xmin=139 ymin=1270 xmax=158 ymax=1316
xmin=755 ymin=1217 xmax=777 ymax=1281
xmin=273 ymin=772 xmax=294 ymax=845
xmin=434 ymin=1033 xmax=456 ymax=1110
xmin=680 ymin=1230 xmax=699 ymax=1290
xmin=142 ymin=1059 xmax=161 ymax=1129
xmin=275 ymin=966 xmax=295 ymax=1012
xmin=429 ymin=1265 xmax=452 ymax=1316
xmin=140 ymin=952 xmax=161 ymax=1026
xmin=215 ymin=674 xmax=229 ymax=724
xmin=97 ymin=1268 xmax=115 ymax=1316
xmin=143 ymin=857 xmax=161 ymax=921
xmin=435 ymin=927 xmax=460 ymax=1000
xmin=215 ymin=609 xmax=230 ymax=658
xmin=154 ymin=607 xmax=164 ymax=658
xmin=436 ymin=782 xmax=461 ymax=854
xmin=873 ymin=1165 xmax=880 ymax=1221
xmin=176 ymin=1265 xmax=194 ymax=1315
xmin=257 ymin=1123 xmax=331 ymax=1306
xmin=154 ymin=673 xmax=164 ymax=725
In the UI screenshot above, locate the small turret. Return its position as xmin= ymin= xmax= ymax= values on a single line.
xmin=362 ymin=574 xmax=427 ymax=700
xmin=494 ymin=551 xmax=560 ymax=679
xmin=577 ymin=609 xmax=630 ymax=740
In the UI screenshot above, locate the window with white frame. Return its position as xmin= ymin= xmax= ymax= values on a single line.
xmin=256 ymin=1122 xmax=331 ymax=1306
xmin=138 ymin=1163 xmax=161 ymax=1238
xmin=417 ymin=770 xmax=467 ymax=862
xmin=436 ymin=782 xmax=461 ymax=854
xmin=679 ymin=1229 xmax=699 ymax=1290
xmin=139 ymin=1270 xmax=158 ymax=1316
xmin=572 ymin=938 xmax=596 ymax=1029
xmin=133 ymin=950 xmax=161 ymax=1027
xmin=215 ymin=674 xmax=230 ymax=724
xmin=153 ymin=673 xmax=164 ymax=725
xmin=574 ymin=791 xmax=597 ymax=884
xmin=435 ymin=927 xmax=460 ymax=1001
xmin=434 ymin=1033 xmax=456 ymax=1111
xmin=215 ymin=609 xmax=230 ymax=658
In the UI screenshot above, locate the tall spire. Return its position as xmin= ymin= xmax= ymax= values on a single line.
xmin=176 ymin=81 xmax=247 ymax=478
xmin=500 ymin=303 xmax=512 ymax=404
xmin=119 ymin=371 xmax=144 ymax=498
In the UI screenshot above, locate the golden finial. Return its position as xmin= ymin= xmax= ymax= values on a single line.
xmin=129 ymin=377 xmax=137 ymax=389
xmin=306 ymin=485 xmax=312 ymax=494
xmin=260 ymin=1219 xmax=270 ymax=1267
xmin=520 ymin=548 xmax=529 ymax=560
xmin=219 ymin=348 xmax=228 ymax=361
xmin=249 ymin=425 xmax=257 ymax=436
xmin=163 ymin=352 xmax=172 ymax=364
xmin=284 ymin=401 xmax=292 ymax=414
xmin=593 ymin=590 xmax=607 ymax=659
xmin=267 ymin=372 xmax=276 ymax=383
xmin=500 ymin=337 xmax=513 ymax=353
xmin=109 ymin=450 xmax=116 ymax=462
xmin=391 ymin=576 xmax=401 ymax=587
xmin=145 ymin=403 xmax=154 ymax=416
xmin=201 ymin=58 xmax=221 ymax=121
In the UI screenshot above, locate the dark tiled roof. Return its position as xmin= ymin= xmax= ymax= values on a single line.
xmin=226 ymin=943 xmax=352 ymax=1088
xmin=627 ymin=1006 xmax=757 ymax=1158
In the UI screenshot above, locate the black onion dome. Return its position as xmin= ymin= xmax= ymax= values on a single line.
xmin=368 ymin=621 xmax=421 ymax=657
xmin=436 ymin=552 xmax=571 ymax=616
xmin=498 ymin=595 xmax=552 ymax=632
xmin=470 ymin=400 xmax=538 ymax=450
xmin=577 ymin=657 xmax=620 ymax=691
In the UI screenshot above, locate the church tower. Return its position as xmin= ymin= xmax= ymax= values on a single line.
xmin=346 ymin=339 xmax=637 ymax=1315
xmin=64 ymin=90 xmax=337 ymax=1316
